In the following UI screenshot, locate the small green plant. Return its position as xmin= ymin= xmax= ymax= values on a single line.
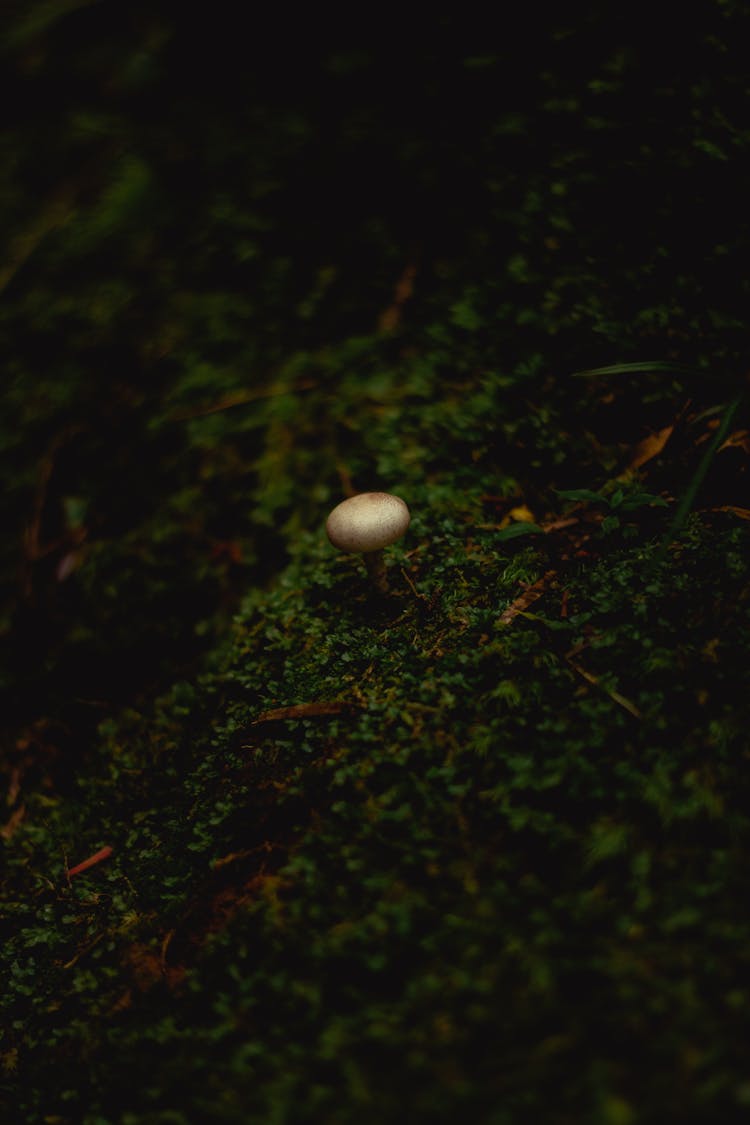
xmin=556 ymin=486 xmax=668 ymax=533
xmin=571 ymin=360 xmax=746 ymax=550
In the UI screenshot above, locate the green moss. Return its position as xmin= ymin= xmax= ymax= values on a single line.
xmin=4 ymin=508 xmax=749 ymax=1122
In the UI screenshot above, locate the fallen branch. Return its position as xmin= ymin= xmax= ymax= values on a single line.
xmin=250 ymin=701 xmax=362 ymax=725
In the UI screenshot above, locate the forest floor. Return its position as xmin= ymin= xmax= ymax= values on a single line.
xmin=2 ymin=5 xmax=750 ymax=1123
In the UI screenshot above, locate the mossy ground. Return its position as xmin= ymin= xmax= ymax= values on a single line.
xmin=2 ymin=5 xmax=750 ymax=1123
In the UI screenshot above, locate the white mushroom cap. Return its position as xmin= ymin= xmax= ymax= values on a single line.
xmin=326 ymin=492 xmax=410 ymax=554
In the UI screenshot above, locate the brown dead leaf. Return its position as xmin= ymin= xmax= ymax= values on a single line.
xmin=110 ymin=988 xmax=134 ymax=1014
xmin=719 ymin=429 xmax=750 ymax=454
xmin=6 ymin=767 xmax=21 ymax=807
xmin=626 ymin=425 xmax=674 ymax=471
xmin=378 ymin=262 xmax=418 ymax=333
xmin=213 ymin=849 xmax=255 ymax=871
xmin=711 ymin=505 xmax=750 ymax=521
xmin=0 ymin=804 xmax=26 ymax=841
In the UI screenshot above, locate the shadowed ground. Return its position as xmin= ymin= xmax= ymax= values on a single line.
xmin=1 ymin=5 xmax=750 ymax=1123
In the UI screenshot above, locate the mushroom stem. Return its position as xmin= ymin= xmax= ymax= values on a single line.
xmin=363 ymin=549 xmax=388 ymax=593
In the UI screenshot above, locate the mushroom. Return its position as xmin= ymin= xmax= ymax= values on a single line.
xmin=326 ymin=492 xmax=410 ymax=593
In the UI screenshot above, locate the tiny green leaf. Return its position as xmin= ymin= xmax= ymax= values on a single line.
xmin=619 ymin=493 xmax=669 ymax=511
xmin=496 ymin=522 xmax=545 ymax=541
